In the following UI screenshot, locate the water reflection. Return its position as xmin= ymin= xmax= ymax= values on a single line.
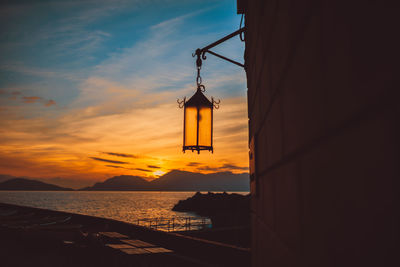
xmin=0 ymin=191 xmax=245 ymax=231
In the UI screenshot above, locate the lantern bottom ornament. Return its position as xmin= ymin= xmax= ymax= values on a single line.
xmin=183 ymin=145 xmax=213 ymax=153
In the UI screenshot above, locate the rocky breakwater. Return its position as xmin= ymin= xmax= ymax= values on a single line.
xmin=172 ymin=192 xmax=250 ymax=228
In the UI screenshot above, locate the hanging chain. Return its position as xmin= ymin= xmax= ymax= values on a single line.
xmin=195 ymin=49 xmax=205 ymax=92
xmin=196 ymin=66 xmax=202 ymax=87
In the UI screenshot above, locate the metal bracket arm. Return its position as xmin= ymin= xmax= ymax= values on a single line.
xmin=193 ymin=27 xmax=245 ymax=68
xmin=207 ymin=50 xmax=244 ymax=68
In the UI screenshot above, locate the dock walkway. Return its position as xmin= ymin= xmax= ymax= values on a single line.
xmin=0 ymin=202 xmax=250 ymax=267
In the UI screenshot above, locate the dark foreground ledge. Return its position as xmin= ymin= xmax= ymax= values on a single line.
xmin=0 ymin=202 xmax=250 ymax=267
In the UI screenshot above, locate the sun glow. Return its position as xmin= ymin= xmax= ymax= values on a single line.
xmin=153 ymin=170 xmax=166 ymax=177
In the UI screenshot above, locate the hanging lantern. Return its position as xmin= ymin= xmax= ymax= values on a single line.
xmin=177 ymin=27 xmax=245 ymax=154
xmin=182 ymin=87 xmax=213 ymax=153
xmin=178 ymin=51 xmax=219 ymax=153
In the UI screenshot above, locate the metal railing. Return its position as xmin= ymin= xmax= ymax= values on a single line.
xmin=136 ymin=216 xmax=211 ymax=232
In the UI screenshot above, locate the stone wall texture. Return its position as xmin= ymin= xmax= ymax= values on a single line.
xmin=244 ymin=1 xmax=399 ymax=266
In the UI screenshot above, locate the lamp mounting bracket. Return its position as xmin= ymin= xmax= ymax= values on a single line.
xmin=192 ymin=27 xmax=245 ymax=68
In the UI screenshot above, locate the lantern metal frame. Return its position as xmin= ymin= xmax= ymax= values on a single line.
xmin=178 ymin=85 xmax=219 ymax=154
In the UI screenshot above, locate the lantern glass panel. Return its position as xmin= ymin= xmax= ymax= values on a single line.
xmin=184 ymin=106 xmax=197 ymax=147
xmin=198 ymin=106 xmax=212 ymax=146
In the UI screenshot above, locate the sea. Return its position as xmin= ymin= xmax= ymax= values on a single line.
xmin=0 ymin=191 xmax=248 ymax=231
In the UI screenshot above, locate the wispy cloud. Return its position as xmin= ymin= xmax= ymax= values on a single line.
xmin=21 ymin=96 xmax=56 ymax=107
xmin=106 ymin=165 xmax=124 ymax=169
xmin=150 ymin=7 xmax=212 ymax=31
xmin=45 ymin=100 xmax=56 ymax=107
xmin=134 ymin=168 xmax=152 ymax=172
xmin=22 ymin=96 xmax=42 ymax=103
xmin=102 ymin=152 xmax=138 ymax=158
xmin=221 ymin=163 xmax=249 ymax=171
xmin=147 ymin=165 xmax=160 ymax=169
xmin=106 ymin=165 xmax=154 ymax=173
xmin=0 ymin=63 xmax=81 ymax=81
xmin=196 ymin=163 xmax=248 ymax=172
xmin=197 ymin=166 xmax=220 ymax=172
xmin=90 ymin=157 xmax=127 ymax=164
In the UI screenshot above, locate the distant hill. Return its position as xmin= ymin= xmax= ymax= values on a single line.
xmin=0 ymin=178 xmax=73 ymax=191
xmin=0 ymin=175 xmax=89 ymax=189
xmin=0 ymin=171 xmax=250 ymax=191
xmin=151 ymin=170 xmax=249 ymax=191
xmin=36 ymin=177 xmax=94 ymax=190
xmin=81 ymin=170 xmax=249 ymax=191
xmin=81 ymin=175 xmax=150 ymax=191
xmin=0 ymin=174 xmax=15 ymax=183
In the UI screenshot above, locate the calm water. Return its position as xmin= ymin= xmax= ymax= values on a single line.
xmin=0 ymin=191 xmax=247 ymax=231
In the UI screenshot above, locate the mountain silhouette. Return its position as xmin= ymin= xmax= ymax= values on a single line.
xmin=151 ymin=170 xmax=249 ymax=191
xmin=82 ymin=170 xmax=249 ymax=191
xmin=0 ymin=174 xmax=16 ymax=183
xmin=0 ymin=171 xmax=250 ymax=191
xmin=0 ymin=178 xmax=73 ymax=191
xmin=80 ymin=175 xmax=150 ymax=191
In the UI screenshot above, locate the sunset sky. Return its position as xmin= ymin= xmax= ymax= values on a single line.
xmin=0 ymin=0 xmax=248 ymax=187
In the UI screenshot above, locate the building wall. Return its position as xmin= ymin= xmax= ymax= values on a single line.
xmin=244 ymin=1 xmax=399 ymax=266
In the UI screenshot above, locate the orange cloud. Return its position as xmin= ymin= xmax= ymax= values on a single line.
xmin=22 ymin=96 xmax=42 ymax=103
xmin=20 ymin=96 xmax=56 ymax=107
xmin=90 ymin=157 xmax=127 ymax=164
xmin=106 ymin=165 xmax=124 ymax=169
xmin=134 ymin=168 xmax=152 ymax=172
xmin=102 ymin=152 xmax=138 ymax=158
xmin=45 ymin=99 xmax=56 ymax=107
xmin=147 ymin=165 xmax=160 ymax=169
